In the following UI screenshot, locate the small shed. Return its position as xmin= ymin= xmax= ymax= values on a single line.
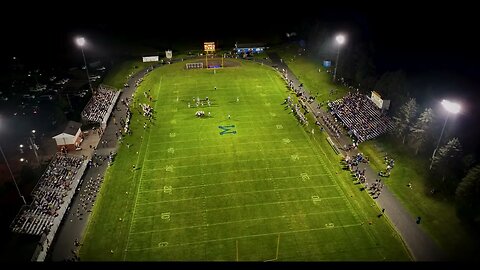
xmin=234 ymin=43 xmax=266 ymax=54
xmin=52 ymin=121 xmax=83 ymax=151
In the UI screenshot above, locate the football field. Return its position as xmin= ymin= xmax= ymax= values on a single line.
xmin=80 ymin=60 xmax=410 ymax=261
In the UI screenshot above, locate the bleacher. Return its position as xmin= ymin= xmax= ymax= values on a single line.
xmin=10 ymin=154 xmax=86 ymax=236
xmin=81 ymin=85 xmax=119 ymax=125
xmin=328 ymin=91 xmax=394 ymax=143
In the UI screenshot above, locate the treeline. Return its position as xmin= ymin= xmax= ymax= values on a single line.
xmin=302 ymin=25 xmax=479 ymax=229
xmin=392 ymin=98 xmax=479 ymax=228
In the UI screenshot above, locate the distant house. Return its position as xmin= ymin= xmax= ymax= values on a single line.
xmin=234 ymin=43 xmax=266 ymax=54
xmin=52 ymin=121 xmax=83 ymax=151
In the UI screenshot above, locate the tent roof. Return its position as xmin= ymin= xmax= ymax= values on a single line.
xmin=63 ymin=121 xmax=82 ymax=135
xmin=236 ymin=43 xmax=266 ymax=48
xmin=52 ymin=133 xmax=75 ymax=139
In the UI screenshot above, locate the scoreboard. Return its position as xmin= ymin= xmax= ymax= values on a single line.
xmin=204 ymin=42 xmax=215 ymax=52
xmin=371 ymin=91 xmax=384 ymax=109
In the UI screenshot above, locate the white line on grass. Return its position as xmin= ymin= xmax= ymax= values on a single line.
xmin=136 ymin=185 xmax=339 ymax=206
xmin=140 ymin=164 xmax=331 ymax=183
xmin=130 ymin=209 xmax=350 ymax=235
xmin=122 ymin=76 xmax=163 ymax=260
xmin=148 ymin=135 xmax=300 ymax=146
xmin=125 ymin=223 xmax=363 ymax=252
xmin=147 ymin=127 xmax=296 ymax=140
xmin=145 ymin=145 xmax=312 ymax=161
xmin=138 ymin=173 xmax=332 ymax=193
xmin=146 ymin=121 xmax=298 ymax=133
xmin=142 ymin=162 xmax=321 ymax=175
xmin=132 ymin=195 xmax=344 ymax=220
xmin=296 ymin=110 xmax=386 ymax=259
xmin=143 ymin=155 xmax=316 ymax=170
xmin=147 ymin=141 xmax=308 ymax=154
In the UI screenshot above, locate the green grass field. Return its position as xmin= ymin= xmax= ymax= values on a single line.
xmin=358 ymin=137 xmax=479 ymax=259
xmin=276 ymin=47 xmax=349 ymax=105
xmin=102 ymin=60 xmax=153 ymax=89
xmin=80 ymin=59 xmax=410 ymax=261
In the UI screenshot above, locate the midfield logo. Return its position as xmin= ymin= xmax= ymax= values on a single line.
xmin=218 ymin=125 xmax=237 ymax=135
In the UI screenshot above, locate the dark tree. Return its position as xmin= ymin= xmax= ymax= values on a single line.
xmin=431 ymin=137 xmax=464 ymax=193
xmin=392 ymin=98 xmax=418 ymax=144
xmin=409 ymin=107 xmax=435 ymax=154
xmin=456 ymin=164 xmax=480 ymax=228
xmin=374 ymin=70 xmax=409 ymax=114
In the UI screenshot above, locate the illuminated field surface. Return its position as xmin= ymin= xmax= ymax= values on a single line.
xmin=80 ymin=60 xmax=410 ymax=261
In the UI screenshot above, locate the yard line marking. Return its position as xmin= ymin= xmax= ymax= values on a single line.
xmin=236 ymin=240 xmax=239 ymax=261
xmin=136 ymin=185 xmax=340 ymax=206
xmin=141 ymin=163 xmax=322 ymax=176
xmin=122 ymin=76 xmax=163 ymax=261
xmin=148 ymin=125 xmax=297 ymax=136
xmin=138 ymin=174 xmax=332 ymax=193
xmin=125 ymin=223 xmax=362 ymax=252
xmin=142 ymin=155 xmax=316 ymax=171
xmin=130 ymin=209 xmax=351 ymax=235
xmin=297 ymin=116 xmax=386 ymax=259
xmin=140 ymin=165 xmax=333 ymax=184
xmin=148 ymin=143 xmax=310 ymax=154
xmin=133 ymin=196 xmax=344 ymax=220
xmin=145 ymin=146 xmax=312 ymax=161
xmin=148 ymin=136 xmax=300 ymax=146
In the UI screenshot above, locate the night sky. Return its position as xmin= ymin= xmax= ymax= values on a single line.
xmin=2 ymin=2 xmax=478 ymax=74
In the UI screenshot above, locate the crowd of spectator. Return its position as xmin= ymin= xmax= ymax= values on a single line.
xmin=328 ymin=91 xmax=394 ymax=143
xmin=321 ymin=115 xmax=341 ymax=138
xmin=280 ymin=70 xmax=312 ymax=126
xmin=343 ymin=152 xmax=384 ymax=199
xmin=379 ymin=155 xmax=395 ymax=177
xmin=81 ymin=86 xmax=117 ymax=124
xmin=10 ymin=154 xmax=86 ymax=235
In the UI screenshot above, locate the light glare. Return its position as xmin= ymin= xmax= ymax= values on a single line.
xmin=441 ymin=99 xmax=461 ymax=114
xmin=76 ymin=37 xmax=85 ymax=47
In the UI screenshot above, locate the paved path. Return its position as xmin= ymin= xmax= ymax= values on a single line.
xmin=49 ymin=66 xmax=155 ymax=261
xmin=266 ymin=52 xmax=446 ymax=261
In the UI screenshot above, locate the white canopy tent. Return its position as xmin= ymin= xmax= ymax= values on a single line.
xmin=52 ymin=121 xmax=82 ymax=151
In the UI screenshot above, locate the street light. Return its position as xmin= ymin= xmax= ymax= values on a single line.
xmin=29 ymin=135 xmax=40 ymax=165
xmin=75 ymin=37 xmax=94 ymax=95
xmin=22 ymin=130 xmax=39 ymax=165
xmin=429 ymin=99 xmax=461 ymax=170
xmin=333 ymin=34 xmax=346 ymax=82
xmin=0 ymin=144 xmax=27 ymax=205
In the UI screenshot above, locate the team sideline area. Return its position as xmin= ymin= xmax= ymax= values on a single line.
xmin=79 ymin=60 xmax=409 ymax=261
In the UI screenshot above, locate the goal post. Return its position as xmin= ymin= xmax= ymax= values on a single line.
xmin=185 ymin=62 xmax=204 ymax=69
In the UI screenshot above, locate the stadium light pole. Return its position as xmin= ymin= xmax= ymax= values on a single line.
xmin=0 ymin=144 xmax=27 ymax=205
xmin=0 ymin=117 xmax=27 ymax=205
xmin=29 ymin=130 xmax=40 ymax=165
xmin=429 ymin=99 xmax=461 ymax=170
xmin=76 ymin=37 xmax=94 ymax=95
xmin=333 ymin=34 xmax=345 ymax=82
